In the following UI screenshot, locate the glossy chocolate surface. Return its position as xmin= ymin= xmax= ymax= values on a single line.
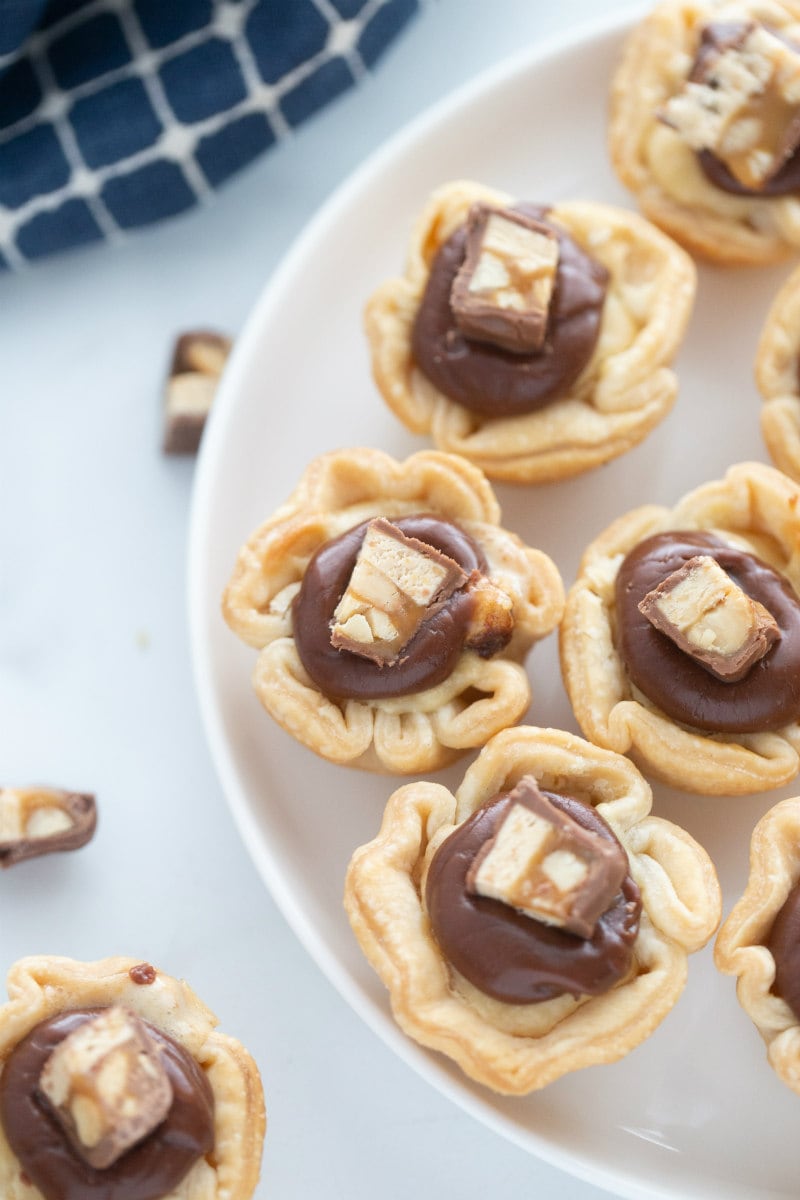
xmin=615 ymin=531 xmax=800 ymax=733
xmin=410 ymin=206 xmax=608 ymax=417
xmin=293 ymin=514 xmax=485 ymax=700
xmin=425 ymin=789 xmax=641 ymax=1004
xmin=767 ymin=879 xmax=800 ymax=1020
xmin=0 ymin=1008 xmax=214 ymax=1200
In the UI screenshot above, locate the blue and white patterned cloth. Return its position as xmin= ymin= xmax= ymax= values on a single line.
xmin=0 ymin=0 xmax=419 ymax=269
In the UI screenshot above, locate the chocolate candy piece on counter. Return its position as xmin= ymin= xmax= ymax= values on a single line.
xmin=38 ymin=1006 xmax=173 ymax=1170
xmin=0 ymin=787 xmax=96 ymax=867
xmin=329 ymin=517 xmax=468 ymax=665
xmin=466 ymin=776 xmax=628 ymax=939
xmin=638 ymin=553 xmax=781 ymax=682
xmin=162 ymin=330 xmax=232 ymax=455
xmin=450 ymin=204 xmax=559 ymax=353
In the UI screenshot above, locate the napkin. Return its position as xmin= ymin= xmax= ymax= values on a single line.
xmin=0 ymin=0 xmax=419 ymax=269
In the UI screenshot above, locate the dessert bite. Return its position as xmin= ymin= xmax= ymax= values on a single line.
xmin=222 ymin=447 xmax=564 ymax=773
xmin=716 ymin=797 xmax=800 ymax=1094
xmin=162 ymin=329 xmax=232 ymax=455
xmin=364 ymin=180 xmax=695 ymax=483
xmin=609 ymin=0 xmax=800 ymax=264
xmin=755 ymin=258 xmax=800 ymax=481
xmin=344 ymin=725 xmax=721 ymax=1094
xmin=0 ymin=787 xmax=96 ymax=867
xmin=0 ymin=956 xmax=265 ymax=1200
xmin=560 ymin=461 xmax=800 ymax=793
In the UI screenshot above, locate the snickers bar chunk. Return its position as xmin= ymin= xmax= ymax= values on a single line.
xmin=450 ymin=205 xmax=559 ymax=353
xmin=466 ymin=776 xmax=628 ymax=939
xmin=162 ymin=330 xmax=232 ymax=455
xmin=660 ymin=21 xmax=800 ymax=191
xmin=638 ymin=553 xmax=781 ymax=681
xmin=0 ymin=787 xmax=96 ymax=867
xmin=330 ymin=518 xmax=468 ymax=665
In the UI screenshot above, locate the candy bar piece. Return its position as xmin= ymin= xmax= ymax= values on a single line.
xmin=660 ymin=22 xmax=800 ymax=189
xmin=162 ymin=330 xmax=232 ymax=455
xmin=450 ymin=205 xmax=559 ymax=354
xmin=466 ymin=776 xmax=628 ymax=939
xmin=638 ymin=554 xmax=781 ymax=682
xmin=463 ymin=576 xmax=515 ymax=659
xmin=38 ymin=1006 xmax=173 ymax=1169
xmin=330 ymin=518 xmax=468 ymax=664
xmin=0 ymin=788 xmax=96 ymax=868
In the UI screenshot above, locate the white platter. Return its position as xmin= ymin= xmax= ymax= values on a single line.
xmin=188 ymin=10 xmax=800 ymax=1199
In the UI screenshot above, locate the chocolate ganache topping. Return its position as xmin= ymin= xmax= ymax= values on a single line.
xmin=425 ymin=789 xmax=641 ymax=1005
xmin=0 ymin=1008 xmax=215 ymax=1200
xmin=410 ymin=206 xmax=609 ymax=417
xmin=615 ymin=531 xmax=800 ymax=733
xmin=767 ymin=880 xmax=800 ymax=1020
xmin=693 ymin=22 xmax=800 ymax=197
xmin=293 ymin=514 xmax=487 ymax=701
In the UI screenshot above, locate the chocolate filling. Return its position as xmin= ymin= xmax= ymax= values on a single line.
xmin=410 ymin=206 xmax=609 ymax=417
xmin=767 ymin=879 xmax=800 ymax=1020
xmin=0 ymin=1008 xmax=215 ymax=1200
xmin=293 ymin=514 xmax=485 ymax=701
xmin=692 ymin=22 xmax=800 ymax=197
xmin=425 ymin=789 xmax=641 ymax=1004
xmin=615 ymin=531 xmax=800 ymax=733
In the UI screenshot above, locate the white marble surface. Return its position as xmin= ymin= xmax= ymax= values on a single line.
xmin=0 ymin=3 xmax=643 ymax=1197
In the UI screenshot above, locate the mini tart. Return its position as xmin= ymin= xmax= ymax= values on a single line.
xmin=344 ymin=725 xmax=721 ymax=1095
xmin=222 ymin=447 xmax=564 ymax=774
xmin=715 ymin=798 xmax=800 ymax=1093
xmin=364 ymin=180 xmax=695 ymax=484
xmin=609 ymin=0 xmax=800 ymax=265
xmin=0 ymin=956 xmax=265 ymax=1200
xmin=756 ymin=260 xmax=800 ymax=480
xmin=560 ymin=461 xmax=800 ymax=794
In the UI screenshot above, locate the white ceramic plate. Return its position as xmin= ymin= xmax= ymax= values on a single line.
xmin=189 ymin=11 xmax=800 ymax=1199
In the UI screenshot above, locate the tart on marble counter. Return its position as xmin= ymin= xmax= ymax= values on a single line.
xmin=364 ymin=180 xmax=695 ymax=483
xmin=560 ymin=461 xmax=800 ymax=794
xmin=609 ymin=1 xmax=800 ymax=264
xmin=0 ymin=956 xmax=265 ymax=1200
xmin=716 ymin=797 xmax=800 ymax=1094
xmin=344 ymin=726 xmax=720 ymax=1094
xmin=222 ymin=447 xmax=564 ymax=774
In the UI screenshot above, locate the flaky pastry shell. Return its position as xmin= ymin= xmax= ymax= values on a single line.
xmin=755 ymin=261 xmax=800 ymax=480
xmin=364 ymin=180 xmax=695 ymax=484
xmin=344 ymin=725 xmax=720 ymax=1094
xmin=0 ymin=955 xmax=265 ymax=1200
xmin=222 ymin=447 xmax=564 ymax=773
xmin=609 ymin=0 xmax=800 ymax=265
xmin=715 ymin=798 xmax=800 ymax=1093
xmin=560 ymin=461 xmax=800 ymax=793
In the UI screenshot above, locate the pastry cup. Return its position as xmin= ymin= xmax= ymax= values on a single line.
xmin=344 ymin=725 xmax=720 ymax=1094
xmin=0 ymin=955 xmax=265 ymax=1200
xmin=222 ymin=447 xmax=564 ymax=773
xmin=364 ymin=180 xmax=695 ymax=483
xmin=609 ymin=0 xmax=800 ymax=265
xmin=560 ymin=461 xmax=800 ymax=794
xmin=756 ymin=261 xmax=800 ymax=481
xmin=715 ymin=798 xmax=800 ymax=1093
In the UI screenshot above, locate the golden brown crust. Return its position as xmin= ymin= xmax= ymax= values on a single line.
xmin=715 ymin=798 xmax=800 ymax=1093
xmin=609 ymin=0 xmax=800 ymax=265
xmin=559 ymin=461 xmax=800 ymax=793
xmin=344 ymin=726 xmax=721 ymax=1094
xmin=222 ymin=447 xmax=564 ymax=773
xmin=364 ymin=181 xmax=695 ymax=483
xmin=0 ymin=956 xmax=265 ymax=1200
xmin=755 ymin=261 xmax=800 ymax=479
